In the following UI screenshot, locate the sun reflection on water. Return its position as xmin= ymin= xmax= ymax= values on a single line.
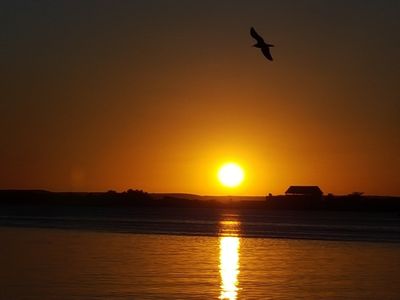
xmin=219 ymin=219 xmax=240 ymax=300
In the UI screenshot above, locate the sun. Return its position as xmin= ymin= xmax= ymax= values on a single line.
xmin=218 ymin=163 xmax=245 ymax=188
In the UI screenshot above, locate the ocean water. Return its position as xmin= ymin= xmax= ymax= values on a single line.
xmin=1 ymin=207 xmax=400 ymax=243
xmin=1 ymin=209 xmax=400 ymax=299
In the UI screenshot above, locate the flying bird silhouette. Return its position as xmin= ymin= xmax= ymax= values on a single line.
xmin=250 ymin=27 xmax=274 ymax=61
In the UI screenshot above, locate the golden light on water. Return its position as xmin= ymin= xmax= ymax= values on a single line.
xmin=219 ymin=237 xmax=240 ymax=300
xmin=219 ymin=219 xmax=240 ymax=300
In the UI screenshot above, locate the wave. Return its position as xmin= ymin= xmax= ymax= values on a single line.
xmin=1 ymin=208 xmax=399 ymax=243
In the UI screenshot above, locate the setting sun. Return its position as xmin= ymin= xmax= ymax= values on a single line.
xmin=218 ymin=163 xmax=245 ymax=188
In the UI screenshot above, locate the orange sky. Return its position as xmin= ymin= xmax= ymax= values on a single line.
xmin=1 ymin=1 xmax=399 ymax=195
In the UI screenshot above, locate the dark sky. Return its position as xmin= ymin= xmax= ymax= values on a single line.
xmin=1 ymin=1 xmax=399 ymax=195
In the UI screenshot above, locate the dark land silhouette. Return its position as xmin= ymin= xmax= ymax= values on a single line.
xmin=1 ymin=189 xmax=400 ymax=243
xmin=1 ymin=189 xmax=399 ymax=212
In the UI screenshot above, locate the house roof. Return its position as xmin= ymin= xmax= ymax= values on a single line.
xmin=285 ymin=186 xmax=323 ymax=195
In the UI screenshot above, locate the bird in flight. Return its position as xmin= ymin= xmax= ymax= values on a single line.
xmin=250 ymin=27 xmax=274 ymax=61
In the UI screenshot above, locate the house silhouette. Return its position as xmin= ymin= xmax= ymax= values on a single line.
xmin=285 ymin=186 xmax=323 ymax=197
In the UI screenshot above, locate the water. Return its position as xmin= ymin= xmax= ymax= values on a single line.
xmin=1 ymin=209 xmax=400 ymax=299
xmin=1 ymin=206 xmax=400 ymax=243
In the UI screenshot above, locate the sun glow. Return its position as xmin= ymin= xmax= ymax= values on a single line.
xmin=218 ymin=163 xmax=244 ymax=188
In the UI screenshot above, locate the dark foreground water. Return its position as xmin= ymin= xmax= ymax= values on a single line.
xmin=1 ymin=207 xmax=400 ymax=299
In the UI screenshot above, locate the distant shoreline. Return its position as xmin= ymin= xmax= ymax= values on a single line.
xmin=1 ymin=189 xmax=400 ymax=212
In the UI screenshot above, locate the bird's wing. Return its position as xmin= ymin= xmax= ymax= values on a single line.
xmin=261 ymin=47 xmax=273 ymax=61
xmin=250 ymin=27 xmax=264 ymax=43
